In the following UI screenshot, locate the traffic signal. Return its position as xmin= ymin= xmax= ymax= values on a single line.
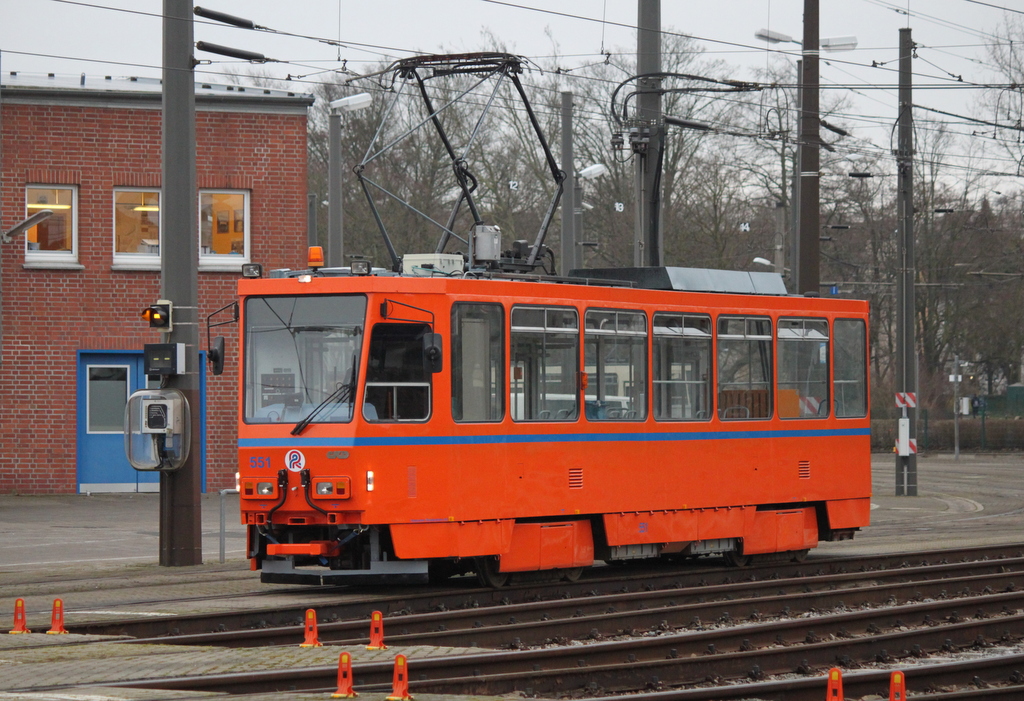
xmin=142 ymin=300 xmax=172 ymax=331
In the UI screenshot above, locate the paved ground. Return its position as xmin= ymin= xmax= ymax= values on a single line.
xmin=818 ymin=452 xmax=1024 ymax=557
xmin=2 ymin=454 xmax=1022 ymax=573
xmin=0 ymin=490 xmax=246 ymax=573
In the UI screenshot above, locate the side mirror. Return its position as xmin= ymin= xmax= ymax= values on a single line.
xmin=423 ymin=332 xmax=443 ymax=373
xmin=209 ymin=336 xmax=226 ymax=376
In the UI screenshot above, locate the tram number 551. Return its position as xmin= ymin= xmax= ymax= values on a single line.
xmin=638 ymin=522 xmax=648 ymax=534
xmin=250 ymin=456 xmax=271 ymax=469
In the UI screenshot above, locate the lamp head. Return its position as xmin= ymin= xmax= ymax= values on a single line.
xmin=330 ymin=92 xmax=372 ymax=113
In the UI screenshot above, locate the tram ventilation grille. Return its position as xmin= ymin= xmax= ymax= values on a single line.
xmin=798 ymin=460 xmax=811 ymax=480
xmin=569 ymin=467 xmax=584 ymax=489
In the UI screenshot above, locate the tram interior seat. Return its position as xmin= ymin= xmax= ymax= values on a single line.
xmin=718 ymin=389 xmax=770 ymax=419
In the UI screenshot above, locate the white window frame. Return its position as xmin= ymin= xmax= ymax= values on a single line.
xmin=199 ymin=189 xmax=251 ymax=271
xmin=24 ymin=184 xmax=80 ymax=268
xmin=111 ymin=187 xmax=162 ymax=271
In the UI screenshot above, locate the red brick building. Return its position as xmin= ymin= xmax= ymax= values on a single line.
xmin=0 ymin=73 xmax=312 ymax=494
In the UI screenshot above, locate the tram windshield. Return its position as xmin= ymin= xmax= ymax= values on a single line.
xmin=243 ymin=295 xmax=366 ymax=424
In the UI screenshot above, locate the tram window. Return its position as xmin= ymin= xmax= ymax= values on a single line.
xmin=653 ymin=313 xmax=711 ymax=421
xmin=717 ymin=316 xmax=772 ymax=420
xmin=452 ymin=303 xmax=504 ymax=422
xmin=584 ymin=310 xmax=647 ymax=421
xmin=244 ymin=295 xmax=365 ymax=424
xmin=364 ymin=323 xmax=431 ymax=422
xmin=510 ymin=306 xmax=579 ymax=421
xmin=777 ymin=318 xmax=830 ymax=419
xmin=834 ymin=318 xmax=867 ymax=418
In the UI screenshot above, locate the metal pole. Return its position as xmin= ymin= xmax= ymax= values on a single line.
xmin=328 ymin=112 xmax=343 ymax=267
xmin=954 ymin=354 xmax=961 ymax=461
xmin=895 ymin=26 xmax=918 ymax=496
xmin=636 ymin=0 xmax=662 ymax=267
xmin=790 ymin=60 xmax=802 ymax=293
xmin=798 ymin=0 xmax=820 ymax=294
xmin=161 ymin=0 xmax=202 ymax=566
xmin=560 ymin=91 xmax=576 ymax=274
xmin=219 ymin=488 xmax=238 ymax=563
xmin=307 ymin=193 xmax=317 ymax=248
xmin=774 ymin=200 xmax=786 ymax=279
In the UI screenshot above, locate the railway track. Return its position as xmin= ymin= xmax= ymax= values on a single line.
xmin=10 ymin=544 xmax=1023 ymax=699
xmin=65 ymin=542 xmax=1024 ymax=638
xmin=125 ymin=551 xmax=1024 ymax=649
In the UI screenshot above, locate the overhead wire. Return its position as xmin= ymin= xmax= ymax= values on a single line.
xmin=14 ymin=0 xmax=1024 ymax=190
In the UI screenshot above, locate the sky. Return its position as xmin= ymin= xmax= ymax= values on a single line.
xmin=1 ymin=0 xmax=1020 ymax=192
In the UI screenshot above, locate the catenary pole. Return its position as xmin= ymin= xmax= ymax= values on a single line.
xmin=635 ymin=0 xmax=662 ymax=267
xmin=161 ymin=0 xmax=202 ymax=565
xmin=895 ymin=26 xmax=918 ymax=496
xmin=797 ymin=0 xmax=820 ymax=294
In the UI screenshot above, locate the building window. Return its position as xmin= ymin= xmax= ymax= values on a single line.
xmin=113 ymin=189 xmax=161 ymax=268
xmin=717 ymin=316 xmax=772 ymax=420
xmin=777 ymin=318 xmax=830 ymax=419
xmin=510 ymin=306 xmax=579 ymax=421
xmin=452 ymin=303 xmax=504 ymax=422
xmin=200 ymin=190 xmax=249 ymax=269
xmin=24 ymin=185 xmax=77 ymax=265
xmin=584 ymin=309 xmax=647 ymax=420
xmin=653 ymin=313 xmax=712 ymax=421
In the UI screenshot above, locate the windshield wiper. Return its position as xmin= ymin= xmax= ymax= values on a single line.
xmin=290 ymin=382 xmax=353 ymax=436
xmin=291 ymin=354 xmax=360 ymax=436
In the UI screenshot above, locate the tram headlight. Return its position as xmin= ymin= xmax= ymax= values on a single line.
xmin=366 ymin=470 xmax=375 ymax=492
xmin=315 ymin=481 xmax=333 ymax=495
xmin=256 ymin=482 xmax=275 ymax=496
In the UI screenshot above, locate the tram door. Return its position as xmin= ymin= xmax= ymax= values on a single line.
xmin=76 ymin=351 xmax=206 ymax=493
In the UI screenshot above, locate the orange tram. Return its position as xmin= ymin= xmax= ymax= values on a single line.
xmin=232 ymin=260 xmax=871 ymax=586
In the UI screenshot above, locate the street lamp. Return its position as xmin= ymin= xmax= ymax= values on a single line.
xmin=755 ymin=29 xmax=858 ymax=52
xmin=753 ymin=257 xmax=774 ymax=268
xmin=572 ymin=163 xmax=608 ymax=270
xmin=755 ymin=25 xmax=858 ymax=295
xmin=2 ymin=209 xmax=53 ymax=243
xmin=328 ymin=93 xmax=373 ymax=268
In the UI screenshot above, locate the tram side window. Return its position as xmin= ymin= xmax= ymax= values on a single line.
xmin=717 ymin=316 xmax=772 ymax=420
xmin=510 ymin=306 xmax=579 ymax=421
xmin=777 ymin=318 xmax=830 ymax=419
xmin=363 ymin=323 xmax=431 ymax=422
xmin=653 ymin=313 xmax=711 ymax=421
xmin=452 ymin=303 xmax=504 ymax=422
xmin=834 ymin=318 xmax=868 ymax=417
xmin=584 ymin=309 xmax=647 ymax=420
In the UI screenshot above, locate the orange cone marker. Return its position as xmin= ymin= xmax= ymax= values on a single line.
xmin=331 ymin=651 xmax=358 ymax=698
xmin=367 ymin=610 xmax=387 ymax=650
xmin=9 ymin=598 xmax=29 ymax=634
xmin=46 ymin=598 xmax=68 ymax=634
xmin=299 ymin=608 xmax=322 ymax=647
xmin=385 ymin=654 xmax=412 ymax=701
xmin=826 ymin=668 xmax=843 ymax=700
xmin=889 ymin=670 xmax=906 ymax=700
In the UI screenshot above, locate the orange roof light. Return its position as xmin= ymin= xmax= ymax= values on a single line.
xmin=308 ymin=246 xmax=325 ymax=269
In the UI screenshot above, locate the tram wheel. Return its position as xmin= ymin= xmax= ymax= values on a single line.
xmin=562 ymin=567 xmax=584 ymax=582
xmin=724 ymin=550 xmax=752 ymax=567
xmin=790 ymin=549 xmax=809 ymax=563
xmin=474 ymin=557 xmax=510 ymax=588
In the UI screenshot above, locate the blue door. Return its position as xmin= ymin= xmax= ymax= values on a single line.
xmin=76 ymin=350 xmax=206 ymax=493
